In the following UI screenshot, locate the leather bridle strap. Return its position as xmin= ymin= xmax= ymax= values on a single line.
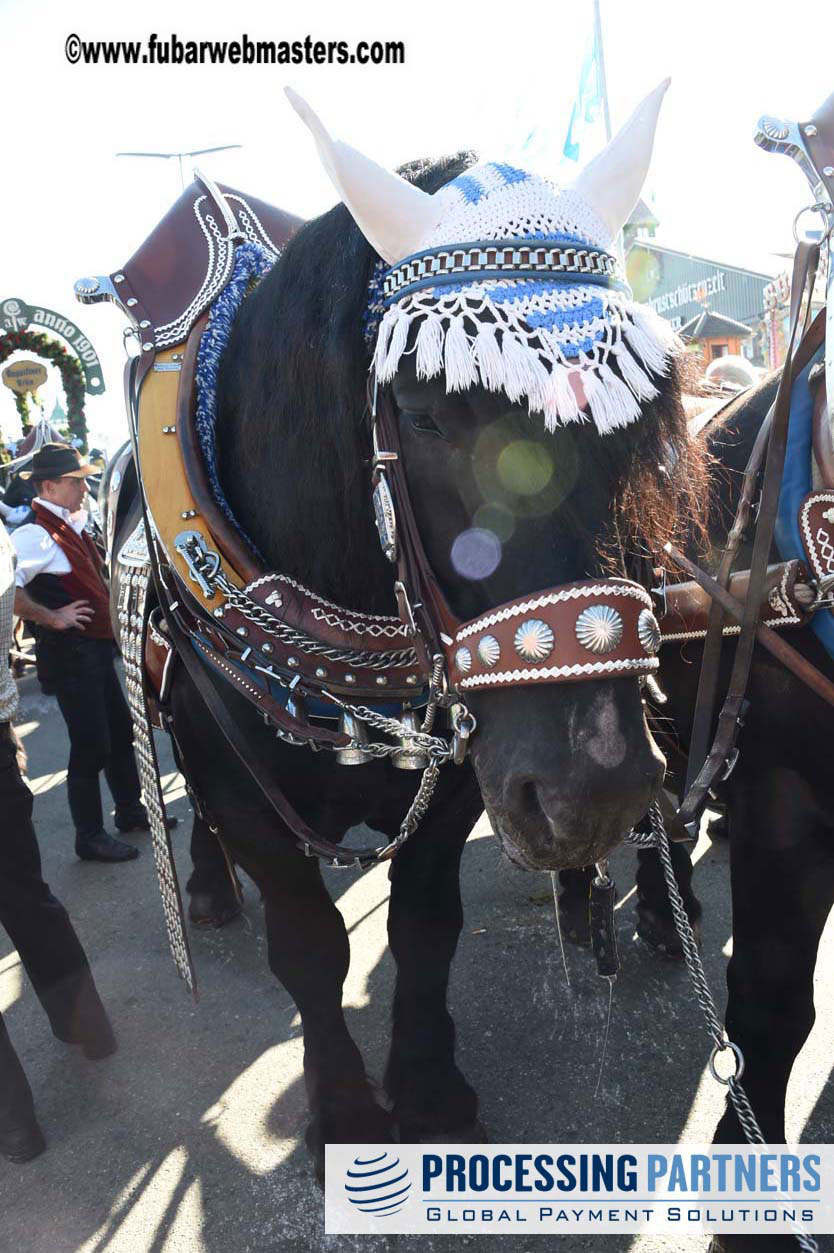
xmin=373 ymin=385 xmax=459 ymax=658
xmin=679 ymin=242 xmax=821 ymax=829
xmin=680 ymin=308 xmax=826 ymax=815
xmin=158 ymin=577 xmax=407 ymax=869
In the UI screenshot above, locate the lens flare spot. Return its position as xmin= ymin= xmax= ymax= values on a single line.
xmin=473 ymin=501 xmax=516 ymax=542
xmin=496 ymin=440 xmax=554 ymax=496
xmin=450 ymin=528 xmax=501 ymax=580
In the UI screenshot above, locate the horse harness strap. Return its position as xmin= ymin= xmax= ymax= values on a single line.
xmin=677 ymin=243 xmax=823 ymax=830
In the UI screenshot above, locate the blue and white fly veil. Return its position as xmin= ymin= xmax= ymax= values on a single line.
xmin=288 ymin=79 xmax=680 ymax=436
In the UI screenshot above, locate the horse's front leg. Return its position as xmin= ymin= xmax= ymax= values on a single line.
xmin=710 ymin=768 xmax=834 ymax=1253
xmin=714 ymin=768 xmax=834 ymax=1149
xmin=635 ymin=839 xmax=701 ymax=958
xmin=384 ymin=772 xmax=484 ymax=1142
xmin=238 ymin=841 xmax=393 ymax=1178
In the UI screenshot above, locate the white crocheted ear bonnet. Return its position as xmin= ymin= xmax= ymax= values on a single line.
xmin=287 ymin=82 xmax=679 ymax=436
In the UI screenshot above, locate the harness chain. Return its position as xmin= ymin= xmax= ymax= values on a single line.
xmin=214 ymin=567 xmax=417 ymax=671
xmin=181 ymin=536 xmax=458 ymax=766
xmin=119 ymin=561 xmax=196 ymax=994
xmin=625 ymin=808 xmax=818 ymax=1253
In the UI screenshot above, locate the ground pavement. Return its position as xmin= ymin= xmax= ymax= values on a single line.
xmin=1 ymin=667 xmax=833 ymax=1253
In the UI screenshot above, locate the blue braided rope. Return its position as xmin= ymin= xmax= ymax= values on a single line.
xmin=194 ymin=241 xmax=275 ymax=556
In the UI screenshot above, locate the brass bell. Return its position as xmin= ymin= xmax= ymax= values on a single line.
xmin=391 ymin=707 xmax=429 ymax=771
xmin=336 ymin=710 xmax=374 ymax=765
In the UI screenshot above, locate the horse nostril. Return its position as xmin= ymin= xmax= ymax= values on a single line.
xmin=519 ymin=779 xmax=543 ymax=817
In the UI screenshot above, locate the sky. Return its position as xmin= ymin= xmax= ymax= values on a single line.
xmin=0 ymin=0 xmax=831 ymax=452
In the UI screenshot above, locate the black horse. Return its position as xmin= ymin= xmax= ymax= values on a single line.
xmin=110 ymin=153 xmax=706 ymax=1174
xmin=562 ymin=371 xmax=834 ymax=1252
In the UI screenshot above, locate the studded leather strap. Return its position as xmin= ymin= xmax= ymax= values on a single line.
xmin=446 ymin=578 xmax=659 ymax=692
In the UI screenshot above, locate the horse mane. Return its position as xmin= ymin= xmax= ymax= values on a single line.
xmin=216 ymin=152 xmax=478 ymax=614
xmin=216 ymin=154 xmax=709 ymax=605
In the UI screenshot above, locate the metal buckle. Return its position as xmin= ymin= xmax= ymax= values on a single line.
xmin=372 ymin=471 xmax=398 ymax=562
xmin=394 ymin=580 xmax=417 ymax=635
xmin=719 ymin=747 xmax=740 ymax=782
xmin=174 ymin=530 xmax=220 ymax=598
xmin=371 ymin=410 xmax=398 ymax=474
xmin=450 ymin=704 xmax=477 ymax=765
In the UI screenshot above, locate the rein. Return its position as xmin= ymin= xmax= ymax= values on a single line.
xmin=675 ymin=250 xmax=827 ymax=832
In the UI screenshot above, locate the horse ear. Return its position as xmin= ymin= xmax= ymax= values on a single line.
xmin=570 ymin=78 xmax=670 ymax=244
xmin=285 ymin=87 xmax=442 ymax=265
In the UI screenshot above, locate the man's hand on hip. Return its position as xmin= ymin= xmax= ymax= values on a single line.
xmin=14 ymin=587 xmax=95 ymax=632
xmin=52 ymin=600 xmax=94 ymax=631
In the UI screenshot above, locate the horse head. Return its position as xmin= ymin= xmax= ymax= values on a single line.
xmin=224 ymin=84 xmax=705 ymax=871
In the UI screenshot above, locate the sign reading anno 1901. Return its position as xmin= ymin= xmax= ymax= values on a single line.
xmin=0 ymin=296 xmax=105 ymax=395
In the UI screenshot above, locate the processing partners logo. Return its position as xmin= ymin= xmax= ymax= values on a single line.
xmin=326 ymin=1144 xmax=831 ymax=1237
xmin=344 ymin=1151 xmax=412 ymax=1217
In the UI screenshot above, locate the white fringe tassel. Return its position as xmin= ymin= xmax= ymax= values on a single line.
xmin=373 ymin=300 xmax=675 ymax=435
xmin=540 ymin=359 xmax=582 ymax=430
xmin=443 ymin=317 xmax=479 ymax=391
xmin=473 ymin=324 xmax=505 ymax=391
xmin=414 ymin=312 xmax=444 ymax=379
xmin=583 ymin=363 xmax=642 ymax=434
xmin=623 ymin=306 xmax=679 ymax=378
xmin=382 ymin=311 xmax=410 ymax=378
xmin=611 ymin=340 xmax=659 ymax=402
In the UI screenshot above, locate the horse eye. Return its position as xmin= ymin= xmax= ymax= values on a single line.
xmin=406 ymin=411 xmax=446 ymax=439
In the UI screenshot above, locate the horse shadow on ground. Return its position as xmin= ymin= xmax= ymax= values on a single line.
xmin=1 ymin=715 xmax=832 ymax=1253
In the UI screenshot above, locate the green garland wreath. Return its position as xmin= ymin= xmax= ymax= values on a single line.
xmin=0 ymin=328 xmax=87 ymax=449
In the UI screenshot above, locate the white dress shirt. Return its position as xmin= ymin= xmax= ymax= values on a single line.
xmin=12 ymin=498 xmax=90 ymax=589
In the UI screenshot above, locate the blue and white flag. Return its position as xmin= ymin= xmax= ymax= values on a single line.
xmin=562 ymin=30 xmax=606 ymax=164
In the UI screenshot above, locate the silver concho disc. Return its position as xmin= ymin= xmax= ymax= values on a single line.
xmin=637 ymin=608 xmax=661 ymax=655
xmin=575 ymin=604 xmax=623 ymax=654
xmin=513 ymin=619 xmax=554 ymax=662
xmin=760 ymin=117 xmax=789 ymax=142
xmin=455 ymin=646 xmax=473 ymax=674
xmin=477 ymin=634 xmax=501 ymax=667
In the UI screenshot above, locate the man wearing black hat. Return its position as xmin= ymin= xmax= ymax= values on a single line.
xmin=12 ymin=444 xmax=171 ymax=862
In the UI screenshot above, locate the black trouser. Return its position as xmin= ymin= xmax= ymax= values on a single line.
xmin=49 ymin=637 xmax=141 ymax=843
xmin=0 ymin=722 xmax=111 ymax=1131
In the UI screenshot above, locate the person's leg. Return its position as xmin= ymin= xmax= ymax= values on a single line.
xmin=0 ymin=1013 xmax=44 ymax=1162
xmin=52 ymin=644 xmax=138 ymax=860
xmin=53 ymin=649 xmax=107 ymax=843
xmin=100 ymin=644 xmax=177 ymax=834
xmin=0 ymin=724 xmax=116 ymax=1056
xmin=100 ymin=645 xmax=142 ymax=822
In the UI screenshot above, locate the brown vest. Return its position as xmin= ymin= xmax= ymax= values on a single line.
xmin=30 ymin=503 xmax=112 ymax=640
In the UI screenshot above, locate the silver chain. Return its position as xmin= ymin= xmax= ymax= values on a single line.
xmin=392 ymin=759 xmax=442 ymax=848
xmin=174 ymin=539 xmax=470 ymax=865
xmin=214 ymin=569 xmax=417 ymax=671
xmin=315 ymin=687 xmax=452 ymax=760
xmin=624 ymin=806 xmax=818 ymax=1253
